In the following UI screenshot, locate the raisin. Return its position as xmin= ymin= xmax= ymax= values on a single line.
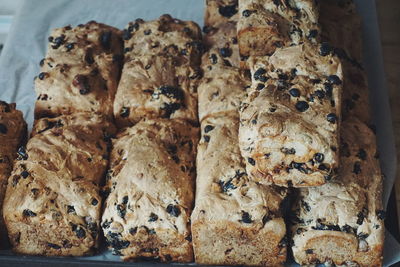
xmin=218 ymin=4 xmax=237 ymax=18
xmin=242 ymin=9 xmax=252 ymax=17
xmin=305 ymin=249 xmax=314 ymax=254
xmin=295 ymin=101 xmax=309 ymax=112
xmin=120 ymin=107 xmax=130 ymax=118
xmin=376 ymin=210 xmax=386 ymax=220
xmin=357 ymin=149 xmax=367 ymax=160
xmin=357 ymin=208 xmax=368 ymax=225
xmin=129 ymin=227 xmax=137 ymax=235
xmin=301 ymin=200 xmax=311 ymax=212
xmin=74 ymin=226 xmax=86 ymax=238
xmin=100 ymin=31 xmax=112 ymax=50
xmin=204 ymin=125 xmax=214 ymax=133
xmin=158 ymin=85 xmax=184 ymax=100
xmin=23 ymin=209 xmax=36 ymax=217
xmin=209 ymin=53 xmax=218 ymax=64
xmin=38 ymin=72 xmax=47 ymax=80
xmin=67 ymin=205 xmax=75 ymax=213
xmin=21 ymin=171 xmax=29 ymax=178
xmin=161 ymin=103 xmax=181 ymax=118
xmin=241 ymin=211 xmax=252 ymax=223
xmin=320 ymin=42 xmax=332 ymax=56
xmin=47 ymin=243 xmax=61 ymax=249
xmin=148 ymin=213 xmax=158 ymax=222
xmin=281 ymin=148 xmax=296 ymax=154
xmin=204 ymin=135 xmax=210 ymax=142
xmin=328 ymin=75 xmax=342 ymax=85
xmin=253 ymin=68 xmax=266 ymax=81
xmin=219 ymin=179 xmax=237 ymax=193
xmin=65 ymin=43 xmax=74 ymax=52
xmin=0 ymin=124 xmax=7 ymax=134
xmin=313 ymin=153 xmax=324 ymax=163
xmin=256 ymin=83 xmax=265 ymax=90
xmin=91 ymin=198 xmax=98 ymax=206
xmin=72 ymin=75 xmax=90 ymax=95
xmin=308 ymin=29 xmax=318 ymax=39
xmin=326 ymin=113 xmax=337 ymax=123
xmin=315 ymin=90 xmax=325 ymax=99
xmin=289 ymin=88 xmax=300 ymax=97
xmin=122 ymin=29 xmax=131 ymax=40
xmin=166 ymin=204 xmax=180 ymax=217
xmin=353 ymin=162 xmax=361 ymax=174
xmin=117 ymin=204 xmax=126 ymax=219
xmin=144 ymin=29 xmax=151 ymax=35
xmin=122 ymin=196 xmax=129 ymax=204
xmin=247 ymin=157 xmax=256 ymax=166
xmin=219 ymin=47 xmax=232 ymax=58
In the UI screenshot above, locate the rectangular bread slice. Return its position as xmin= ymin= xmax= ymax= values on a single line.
xmin=291 ymin=118 xmax=384 ymax=266
xmin=34 ymin=22 xmax=123 ymax=119
xmin=0 ymin=101 xmax=27 ymax=246
xmin=101 ymin=119 xmax=198 ymax=262
xmin=237 ymin=0 xmax=320 ymax=59
xmin=114 ymin=15 xmax=202 ymax=128
xmin=239 ymin=43 xmax=343 ymax=187
xmin=192 ymin=113 xmax=287 ymax=266
xmin=3 ymin=113 xmax=116 ymax=256
xmin=318 ymin=0 xmax=371 ymax=123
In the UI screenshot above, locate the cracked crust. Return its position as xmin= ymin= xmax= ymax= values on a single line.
xmin=3 ymin=113 xmax=116 ymax=256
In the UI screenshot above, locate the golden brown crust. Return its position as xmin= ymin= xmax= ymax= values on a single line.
xmin=239 ymin=43 xmax=343 ymax=187
xmin=34 ymin=21 xmax=123 ymax=120
xmin=114 ymin=15 xmax=202 ymax=128
xmin=0 ymin=101 xmax=27 ymax=246
xmin=3 ymin=113 xmax=116 ymax=256
xmin=101 ymin=119 xmax=198 ymax=262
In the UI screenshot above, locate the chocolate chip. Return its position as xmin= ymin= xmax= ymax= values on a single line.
xmin=289 ymin=88 xmax=300 ymax=97
xmin=0 ymin=123 xmax=7 ymax=134
xmin=218 ymin=4 xmax=237 ymax=18
xmin=91 ymin=198 xmax=98 ymax=206
xmin=120 ymin=107 xmax=130 ymax=118
xmin=314 ymin=153 xmax=324 ymax=163
xmin=241 ymin=211 xmax=252 ymax=223
xmin=328 ymin=75 xmax=342 ymax=85
xmin=166 ymin=204 xmax=180 ymax=217
xmin=357 ymin=149 xmax=367 ymax=160
xmin=320 ymin=42 xmax=332 ymax=56
xmin=100 ymin=31 xmax=112 ymax=49
xmin=23 ymin=209 xmax=36 ymax=217
xmin=295 ymin=101 xmax=309 ymax=112
xmin=247 ymin=157 xmax=256 ymax=166
xmin=326 ymin=113 xmax=337 ymax=123
xmin=376 ymin=210 xmax=386 ymax=220
xmin=219 ymin=47 xmax=232 ymax=58
xmin=204 ymin=125 xmax=214 ymax=133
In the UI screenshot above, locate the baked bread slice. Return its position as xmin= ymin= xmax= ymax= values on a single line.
xmin=3 ymin=113 xmax=116 ymax=256
xmin=239 ymin=43 xmax=343 ymax=187
xmin=0 ymin=101 xmax=27 ymax=246
xmin=34 ymin=22 xmax=123 ymax=119
xmin=237 ymin=0 xmax=320 ymax=59
xmin=291 ymin=118 xmax=384 ymax=266
xmin=101 ymin=119 xmax=198 ymax=262
xmin=192 ymin=113 xmax=287 ymax=266
xmin=114 ymin=15 xmax=202 ymax=127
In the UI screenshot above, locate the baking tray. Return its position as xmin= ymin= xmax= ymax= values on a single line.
xmin=0 ymin=0 xmax=399 ymax=266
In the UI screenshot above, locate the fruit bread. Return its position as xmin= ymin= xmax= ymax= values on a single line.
xmin=3 ymin=113 xmax=116 ymax=256
xmin=239 ymin=43 xmax=343 ymax=187
xmin=101 ymin=119 xmax=198 ymax=262
xmin=0 ymin=101 xmax=27 ymax=246
xmin=191 ymin=113 xmax=287 ymax=266
xmin=34 ymin=21 xmax=123 ymax=119
xmin=319 ymin=0 xmax=371 ymax=123
xmin=114 ymin=15 xmax=202 ymax=127
xmin=291 ymin=118 xmax=384 ymax=266
xmin=237 ymin=0 xmax=320 ymax=59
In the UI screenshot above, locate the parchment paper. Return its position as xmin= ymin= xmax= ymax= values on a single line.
xmin=0 ymin=0 xmax=398 ymax=266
